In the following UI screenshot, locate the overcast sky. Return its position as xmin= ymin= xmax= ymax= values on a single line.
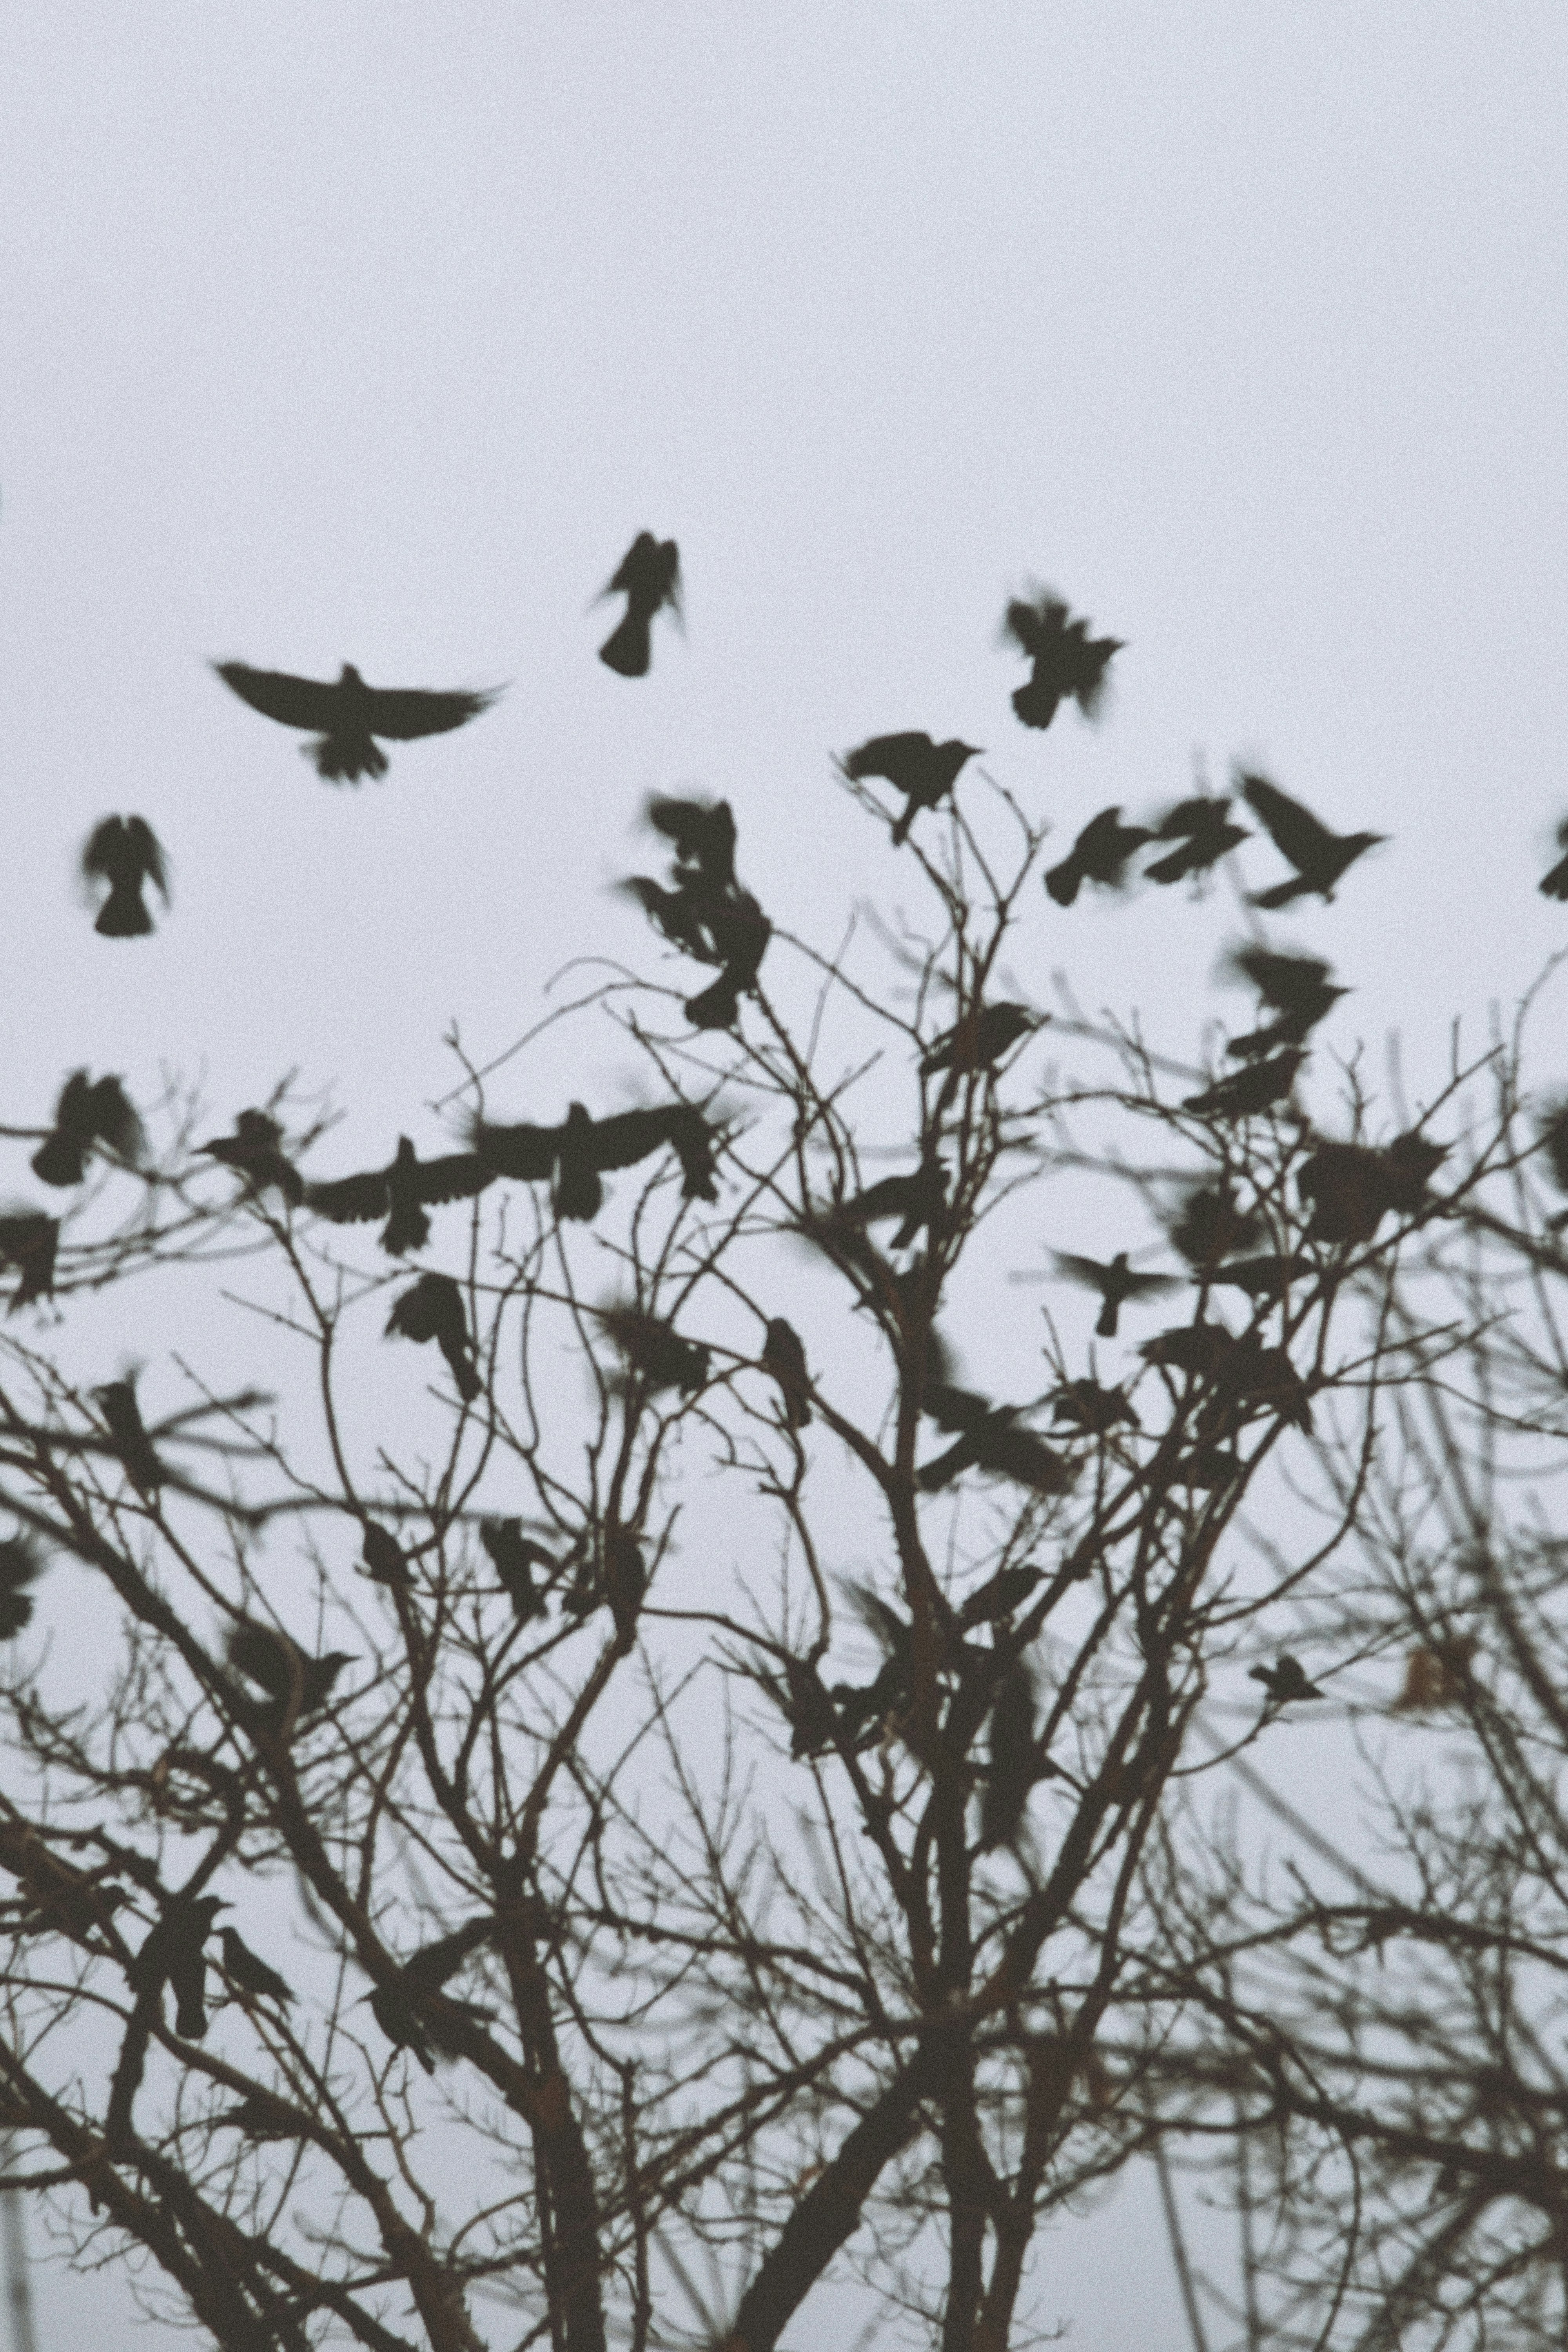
xmin=2 ymin=9 xmax=1566 ymax=2345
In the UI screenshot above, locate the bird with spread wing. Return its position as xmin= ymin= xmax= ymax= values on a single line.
xmin=306 ymin=1135 xmax=493 ymax=1256
xmin=214 ymin=660 xmax=500 ymax=783
xmin=470 ymin=1099 xmax=719 ymax=1223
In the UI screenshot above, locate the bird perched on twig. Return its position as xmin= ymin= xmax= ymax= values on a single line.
xmin=218 ymin=1926 xmax=294 ymax=2006
xmin=603 ymin=1530 xmax=647 ymax=1646
xmin=1001 ymin=590 xmax=1123 ymax=731
xmin=1201 ymin=1252 xmax=1314 ymax=1301
xmin=840 ymin=733 xmax=982 ymax=847
xmin=81 ymin=817 xmax=169 ymax=936
xmin=1240 ymin=772 xmax=1386 ymax=908
xmin=598 ymin=533 xmax=682 ymax=677
xmin=1048 ymin=1250 xmax=1178 ymax=1339
xmin=1249 ymin=1653 xmax=1325 ymax=1706
xmin=1144 ymin=795 xmax=1249 ymax=887
xmin=919 ymin=1383 xmax=1076 ymax=1497
xmin=385 ymin=1273 xmax=481 ymax=1403
xmin=0 ymin=1213 xmax=58 ymax=1312
xmin=761 ymin=1317 xmax=811 ymax=1429
xmin=1049 ymin=1379 xmax=1139 ymax=1435
xmin=197 ymin=1109 xmax=304 ymax=1204
xmin=227 ymin=1622 xmax=353 ymax=1736
xmin=0 ymin=1535 xmax=49 ymax=1639
xmin=921 ymin=1002 xmax=1042 ymax=1078
xmin=306 ymin=1134 xmax=492 ymax=1255
xmin=32 ymin=1071 xmax=143 ymax=1188
xmin=956 ymin=1564 xmax=1044 ymax=1628
xmin=598 ymin=1307 xmax=711 ymax=1398
xmin=214 ymin=660 xmax=499 ymax=783
xmin=480 ymin=1521 xmax=555 ymax=1621
xmin=1183 ymin=1049 xmax=1305 ymax=1122
xmin=1222 ymin=944 xmax=1349 ymax=1060
xmin=834 ymin=1157 xmax=949 ymax=1251
xmin=1298 ymin=1132 xmax=1446 ymax=1244
xmin=1045 ymin=807 xmax=1152 ymax=906
xmin=360 ymin=1523 xmax=412 ymax=1589
xmin=470 ymin=1098 xmax=719 ymax=1224
xmin=128 ymin=1893 xmax=230 ymax=2040
xmin=95 ymin=1379 xmax=163 ymax=1500
xmin=1165 ymin=1181 xmax=1264 ymax=1272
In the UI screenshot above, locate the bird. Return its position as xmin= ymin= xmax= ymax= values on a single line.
xmin=1174 ymin=1444 xmax=1241 ymax=1490
xmin=760 ymin=1317 xmax=811 ymax=1429
xmin=835 ymin=1158 xmax=949 ymax=1250
xmin=1249 ymin=1654 xmax=1325 ymax=1706
xmin=365 ymin=1922 xmax=497 ymax=2071
xmin=919 ymin=1383 xmax=1076 ymax=1496
xmin=598 ymin=1307 xmax=711 ymax=1398
xmin=227 ymin=1622 xmax=353 ymax=1734
xmin=1201 ymin=1253 xmax=1314 ymax=1300
xmin=0 ymin=1535 xmax=48 ymax=1639
xmin=603 ymin=1530 xmax=647 ymax=1645
xmin=305 ymin=1135 xmax=493 ymax=1256
xmin=1240 ymin=773 xmax=1387 ymax=908
xmin=1222 ymin=944 xmax=1349 ymax=1060
xmin=617 ymin=875 xmax=717 ymax=962
xmin=129 ymin=1893 xmax=229 ymax=2041
xmin=479 ymin=1521 xmax=555 ymax=1621
xmin=0 ymin=1827 xmax=127 ymax=1945
xmin=598 ymin=533 xmax=681 ymax=677
xmin=1211 ymin=1333 xmax=1314 ymax=1433
xmin=956 ymin=1565 xmax=1044 ymax=1629
xmin=367 ymin=1981 xmax=437 ymax=2073
xmin=980 ymin=1663 xmax=1050 ymax=1851
xmin=920 ymin=1002 xmax=1042 ymax=1078
xmin=386 ymin=1273 xmax=482 ymax=1403
xmin=95 ymin=1380 xmax=163 ymax=1500
xmin=1298 ymin=1132 xmax=1446 ymax=1245
xmin=683 ymin=892 xmax=773 ymax=1032
xmin=0 ymin=1213 xmax=59 ymax=1312
xmin=211 ymin=2094 xmax=311 ymax=2142
xmin=1001 ymin=591 xmax=1122 ymax=731
xmin=218 ymin=1926 xmax=294 ymax=2006
xmin=623 ymin=797 xmax=771 ymax=1030
xmin=469 ymin=1099 xmax=719 ymax=1224
xmin=767 ymin=1653 xmax=843 ymax=1758
xmin=1050 ymin=1250 xmax=1178 ymax=1339
xmin=1539 ymin=819 xmax=1568 ymax=900
xmin=1138 ymin=1321 xmax=1239 ymax=1380
xmin=1044 ymin=807 xmax=1152 ymax=906
xmin=645 ymin=795 xmax=736 ymax=886
xmin=1183 ymin=1049 xmax=1305 ymax=1121
xmin=1143 ymin=796 xmax=1249 ymax=887
xmin=214 ymin=661 xmax=499 ymax=783
xmin=32 ymin=1071 xmax=143 ymax=1187
xmin=1048 ymin=1379 xmax=1139 ymax=1435
xmin=840 ymin=734 xmax=982 ymax=846
xmin=81 ymin=818 xmax=169 ymax=936
xmin=1165 ymin=1181 xmax=1264 ymax=1272
xmin=360 ymin=1523 xmax=412 ymax=1589
xmin=196 ymin=1109 xmax=304 ymax=1204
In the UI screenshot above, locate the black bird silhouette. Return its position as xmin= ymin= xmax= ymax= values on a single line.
xmin=1298 ymin=1132 xmax=1446 ymax=1244
xmin=215 ymin=660 xmax=498 ymax=783
xmin=761 ymin=1317 xmax=811 ymax=1428
xmin=919 ymin=1383 xmax=1076 ymax=1496
xmin=1002 ymin=591 xmax=1122 ymax=731
xmin=921 ymin=1002 xmax=1041 ymax=1078
xmin=646 ymin=795 xmax=736 ymax=885
xmin=598 ymin=533 xmax=681 ymax=677
xmin=1211 ymin=1333 xmax=1314 ymax=1433
xmin=479 ymin=1521 xmax=555 ymax=1621
xmin=33 ymin=1071 xmax=143 ymax=1187
xmin=1166 ymin=1181 xmax=1264 ymax=1272
xmin=386 ymin=1273 xmax=481 ymax=1402
xmin=980 ymin=1663 xmax=1053 ymax=1852
xmin=1049 ymin=1379 xmax=1139 ymax=1434
xmin=227 ymin=1622 xmax=353 ymax=1734
xmin=956 ymin=1564 xmax=1044 ymax=1628
xmin=0 ymin=1535 xmax=48 ymax=1639
xmin=360 ymin=1522 xmax=412 ymax=1589
xmin=1138 ymin=1321 xmax=1239 ymax=1380
xmin=197 ymin=1108 xmax=304 ymax=1204
xmin=0 ymin=1213 xmax=58 ymax=1312
xmin=841 ymin=733 xmax=983 ymax=846
xmin=599 ymin=1307 xmax=711 ymax=1397
xmin=1539 ymin=819 xmax=1568 ymax=900
xmin=766 ymin=1653 xmax=843 ymax=1758
xmin=1223 ymin=943 xmax=1349 ymax=1059
xmin=212 ymin=2094 xmax=311 ymax=2142
xmin=1144 ymin=795 xmax=1249 ymax=886
xmin=1045 ymin=806 xmax=1152 ymax=906
xmin=1240 ymin=773 xmax=1386 ymax=908
xmin=1249 ymin=1653 xmax=1325 ymax=1706
xmin=470 ymin=1100 xmax=719 ymax=1223
xmin=367 ymin=1982 xmax=438 ymax=2073
xmin=603 ymin=1529 xmax=647 ymax=1645
xmin=81 ymin=818 xmax=169 ymax=937
xmin=366 ymin=1919 xmax=498 ymax=2071
xmin=1537 ymin=1100 xmax=1568 ymax=1220
xmin=306 ymin=1135 xmax=492 ymax=1255
xmin=623 ymin=797 xmax=771 ymax=1031
xmin=129 ymin=1894 xmax=229 ymax=2040
xmin=837 ymin=1158 xmax=949 ymax=1250
xmin=1050 ymin=1250 xmax=1178 ymax=1339
xmin=1183 ymin=1049 xmax=1305 ymax=1121
xmin=617 ymin=875 xmax=716 ymax=962
xmin=218 ymin=1927 xmax=294 ymax=2006
xmin=95 ymin=1379 xmax=163 ymax=1499
xmin=1202 ymin=1252 xmax=1314 ymax=1300
xmin=0 ymin=1826 xmax=127 ymax=1944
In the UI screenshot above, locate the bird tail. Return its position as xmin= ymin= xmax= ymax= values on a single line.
xmin=1247 ymin=880 xmax=1306 ymax=911
xmin=599 ymin=612 xmax=652 ymax=678
xmin=381 ymin=1202 xmax=431 ymax=1257
xmin=1011 ymin=678 xmax=1062 ymax=731
xmin=1045 ymin=860 xmax=1082 ymax=907
xmin=94 ymin=885 xmax=153 ymax=937
xmin=308 ymin=735 xmax=387 ymax=784
xmin=31 ymin=1137 xmax=86 ymax=1187
xmin=552 ymin=1164 xmax=603 ymax=1222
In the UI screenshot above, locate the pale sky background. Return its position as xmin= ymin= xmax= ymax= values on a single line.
xmin=2 ymin=7 xmax=1566 ymax=2346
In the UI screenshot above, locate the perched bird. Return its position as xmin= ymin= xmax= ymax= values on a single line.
xmin=129 ymin=1893 xmax=229 ymax=2040
xmin=840 ymin=733 xmax=982 ymax=846
xmin=598 ymin=533 xmax=681 ymax=677
xmin=0 ymin=1535 xmax=48 ymax=1638
xmin=646 ymin=795 xmax=737 ymax=887
xmin=604 ymin=1529 xmax=647 ymax=1644
xmin=919 ymin=1383 xmax=1076 ymax=1497
xmin=470 ymin=1099 xmax=719 ymax=1223
xmin=956 ymin=1564 xmax=1044 ymax=1628
xmin=227 ymin=1622 xmax=353 ymax=1734
xmin=0 ymin=1826 xmax=126 ymax=1945
xmin=1166 ymin=1181 xmax=1264 ymax=1272
xmin=683 ymin=898 xmax=772 ymax=1031
xmin=479 ymin=1520 xmax=555 ymax=1621
xmin=306 ymin=1134 xmax=492 ymax=1256
xmin=1212 ymin=1333 xmax=1314 ymax=1433
xmin=1049 ymin=1379 xmax=1139 ymax=1434
xmin=32 ymin=1071 xmax=143 ymax=1187
xmin=1183 ymin=1049 xmax=1305 ymax=1121
xmin=1240 ymin=773 xmax=1386 ymax=909
xmin=214 ymin=660 xmax=498 ymax=783
xmin=1050 ymin=1250 xmax=1178 ymax=1339
xmin=617 ymin=875 xmax=717 ymax=962
xmin=0 ymin=1213 xmax=59 ymax=1312
xmin=836 ymin=1158 xmax=949 ymax=1250
xmin=980 ymin=1663 xmax=1049 ymax=1852
xmin=1249 ymin=1653 xmax=1325 ymax=1706
xmin=1144 ymin=795 xmax=1249 ymax=887
xmin=386 ymin=1273 xmax=482 ymax=1402
xmin=1174 ymin=1444 xmax=1242 ymax=1490
xmin=1538 ymin=818 xmax=1568 ymax=901
xmin=1298 ymin=1132 xmax=1446 ymax=1245
xmin=366 ymin=1922 xmax=497 ymax=2071
xmin=1202 ymin=1253 xmax=1314 ymax=1300
xmin=760 ymin=1316 xmax=812 ymax=1429
xmin=218 ymin=1926 xmax=294 ymax=2006
xmin=768 ymin=1653 xmax=843 ymax=1759
xmin=211 ymin=2094 xmax=311 ymax=2142
xmin=920 ymin=1002 xmax=1041 ymax=1078
xmin=1045 ymin=807 xmax=1152 ymax=907
xmin=1537 ymin=1097 xmax=1568 ymax=1198
xmin=1223 ymin=944 xmax=1348 ymax=1060
xmin=368 ymin=1980 xmax=437 ymax=2073
xmin=1138 ymin=1321 xmax=1239 ymax=1380
xmin=95 ymin=1379 xmax=163 ymax=1500
xmin=1002 ymin=591 xmax=1122 ymax=731
xmin=623 ymin=797 xmax=771 ymax=1030
xmin=599 ymin=1307 xmax=711 ymax=1398
xmin=197 ymin=1109 xmax=304 ymax=1205
xmin=81 ymin=818 xmax=169 ymax=937
xmin=360 ymin=1522 xmax=412 ymax=1590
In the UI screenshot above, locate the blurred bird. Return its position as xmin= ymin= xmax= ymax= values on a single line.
xmin=1249 ymin=1653 xmax=1325 ymax=1706
xmin=198 ymin=1109 xmax=304 ymax=1204
xmin=1045 ymin=806 xmax=1152 ymax=906
xmin=1049 ymin=1379 xmax=1139 ymax=1434
xmin=307 ymin=1134 xmax=492 ymax=1255
xmin=980 ymin=1663 xmax=1049 ymax=1851
xmin=599 ymin=1307 xmax=711 ymax=1398
xmin=1174 ymin=1444 xmax=1241 ymax=1490
xmin=1299 ymin=1132 xmax=1446 ymax=1244
xmin=32 ymin=1071 xmax=143 ymax=1187
xmin=1183 ymin=1049 xmax=1305 ymax=1121
xmin=95 ymin=1379 xmax=163 ymax=1500
xmin=646 ymin=795 xmax=736 ymax=887
xmin=1202 ymin=1252 xmax=1314 ymax=1300
xmin=227 ymin=1622 xmax=353 ymax=1734
xmin=1002 ymin=590 xmax=1123 ymax=731
xmin=1240 ymin=773 xmax=1386 ymax=908
xmin=360 ymin=1523 xmax=412 ymax=1590
xmin=212 ymin=2094 xmax=310 ymax=2142
xmin=919 ymin=1383 xmax=1076 ymax=1496
xmin=921 ymin=1002 xmax=1042 ymax=1077
xmin=385 ymin=1273 xmax=481 ymax=1402
xmin=604 ymin=1529 xmax=647 ymax=1644
xmin=598 ymin=533 xmax=681 ymax=677
xmin=0 ymin=1212 xmax=58 ymax=1311
xmin=1050 ymin=1250 xmax=1178 ymax=1339
xmin=840 ymin=733 xmax=982 ymax=846
xmin=368 ymin=1981 xmax=437 ymax=2073
xmin=479 ymin=1520 xmax=555 ymax=1621
xmin=1166 ymin=1181 xmax=1264 ymax=1272
xmin=836 ymin=1158 xmax=949 ymax=1250
xmin=1394 ymin=1636 xmax=1477 ymax=1712
xmin=214 ymin=660 xmax=498 ymax=783
xmin=624 ymin=797 xmax=771 ymax=1030
xmin=1212 ymin=1333 xmax=1314 ymax=1432
xmin=82 ymin=818 xmax=169 ymax=936
xmin=1138 ymin=1321 xmax=1238 ymax=1380
xmin=129 ymin=1893 xmax=229 ymax=2040
xmin=1223 ymin=944 xmax=1349 ymax=1059
xmin=0 ymin=1827 xmax=126 ymax=1944
xmin=1144 ymin=795 xmax=1249 ymax=886
xmin=470 ymin=1099 xmax=719 ymax=1223
xmin=218 ymin=1926 xmax=294 ymax=2006
xmin=956 ymin=1565 xmax=1044 ymax=1628
xmin=768 ymin=1653 xmax=842 ymax=1758
xmin=617 ymin=875 xmax=715 ymax=961
xmin=0 ymin=1535 xmax=48 ymax=1639
xmin=1538 ymin=818 xmax=1568 ymax=900
xmin=761 ymin=1316 xmax=812 ymax=1429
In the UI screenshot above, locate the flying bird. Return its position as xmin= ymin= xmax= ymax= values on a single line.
xmin=81 ymin=817 xmax=169 ymax=936
xmin=95 ymin=1379 xmax=163 ymax=1500
xmin=32 ymin=1071 xmax=143 ymax=1188
xmin=1222 ymin=943 xmax=1349 ymax=1058
xmin=840 ymin=733 xmax=982 ymax=846
xmin=0 ymin=1535 xmax=48 ymax=1639
xmin=761 ymin=1316 xmax=812 ymax=1429
xmin=218 ymin=1927 xmax=294 ymax=2007
xmin=1249 ymin=1653 xmax=1325 ymax=1706
xmin=919 ymin=1383 xmax=1076 ymax=1497
xmin=1045 ymin=806 xmax=1152 ymax=906
xmin=306 ymin=1135 xmax=492 ymax=1255
xmin=1049 ymin=1250 xmax=1178 ymax=1339
xmin=1144 ymin=795 xmax=1249 ymax=887
xmin=214 ymin=660 xmax=499 ymax=783
xmin=1165 ymin=1181 xmax=1263 ymax=1271
xmin=622 ymin=797 xmax=771 ymax=1031
xmin=227 ymin=1622 xmax=353 ymax=1734
xmin=646 ymin=795 xmax=736 ymax=886
xmin=197 ymin=1109 xmax=304 ymax=1204
xmin=598 ymin=1307 xmax=711 ymax=1398
xmin=1239 ymin=773 xmax=1386 ymax=908
xmin=835 ymin=1158 xmax=949 ymax=1251
xmin=1001 ymin=590 xmax=1123 ymax=731
xmin=597 ymin=533 xmax=681 ymax=677
xmin=470 ymin=1099 xmax=719 ymax=1223
xmin=1183 ymin=1049 xmax=1305 ymax=1121
xmin=385 ymin=1273 xmax=481 ymax=1402
xmin=0 ymin=1213 xmax=59 ymax=1312
xmin=921 ymin=1002 xmax=1041 ymax=1077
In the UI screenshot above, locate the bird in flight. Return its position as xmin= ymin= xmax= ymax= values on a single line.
xmin=198 ymin=1109 xmax=304 ymax=1205
xmin=306 ymin=1135 xmax=493 ymax=1256
xmin=840 ymin=734 xmax=983 ymax=847
xmin=597 ymin=533 xmax=681 ymax=677
xmin=1249 ymin=1653 xmax=1325 ymax=1706
xmin=470 ymin=1099 xmax=719 ymax=1224
xmin=1045 ymin=806 xmax=1152 ymax=906
xmin=33 ymin=1072 xmax=143 ymax=1188
xmin=597 ymin=1307 xmax=711 ymax=1399
xmin=834 ymin=1157 xmax=949 ymax=1252
xmin=1183 ymin=1049 xmax=1305 ymax=1122
xmin=1239 ymin=772 xmax=1386 ymax=907
xmin=1144 ymin=795 xmax=1249 ymax=887
xmin=214 ymin=661 xmax=499 ymax=783
xmin=228 ymin=1622 xmax=354 ymax=1736
xmin=1046 ymin=1250 xmax=1178 ymax=1338
xmin=1539 ymin=819 xmax=1568 ymax=900
xmin=918 ymin=1380 xmax=1076 ymax=1496
xmin=82 ymin=818 xmax=169 ymax=936
xmin=921 ymin=1002 xmax=1042 ymax=1078
xmin=385 ymin=1273 xmax=482 ymax=1402
xmin=1165 ymin=1180 xmax=1263 ymax=1272
xmin=620 ymin=796 xmax=772 ymax=1031
xmin=1001 ymin=590 xmax=1123 ymax=731
xmin=1221 ymin=942 xmax=1348 ymax=1059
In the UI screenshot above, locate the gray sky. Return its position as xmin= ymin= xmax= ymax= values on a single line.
xmin=2 ymin=8 xmax=1566 ymax=2345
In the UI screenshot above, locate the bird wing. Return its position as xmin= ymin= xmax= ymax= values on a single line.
xmin=124 ymin=819 xmax=170 ymax=897
xmin=80 ymin=819 xmax=126 ymax=882
xmin=228 ymin=1624 xmax=292 ymax=1700
xmin=359 ymin=686 xmax=500 ymax=741
xmin=213 ymin=662 xmax=341 ymax=731
xmin=1122 ymin=1269 xmax=1180 ymax=1297
xmin=88 ymin=1078 xmax=145 ymax=1160
xmin=1051 ymin=1252 xmax=1112 ymax=1290
xmin=413 ymin=1152 xmax=494 ymax=1207
xmin=305 ymin=1170 xmax=390 ymax=1224
xmin=1230 ymin=944 xmax=1332 ymax=1004
xmin=1239 ymin=775 xmax=1333 ymax=869
xmin=921 ymin=1381 xmax=991 ymax=1434
xmin=468 ymin=1118 xmax=563 ymax=1180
